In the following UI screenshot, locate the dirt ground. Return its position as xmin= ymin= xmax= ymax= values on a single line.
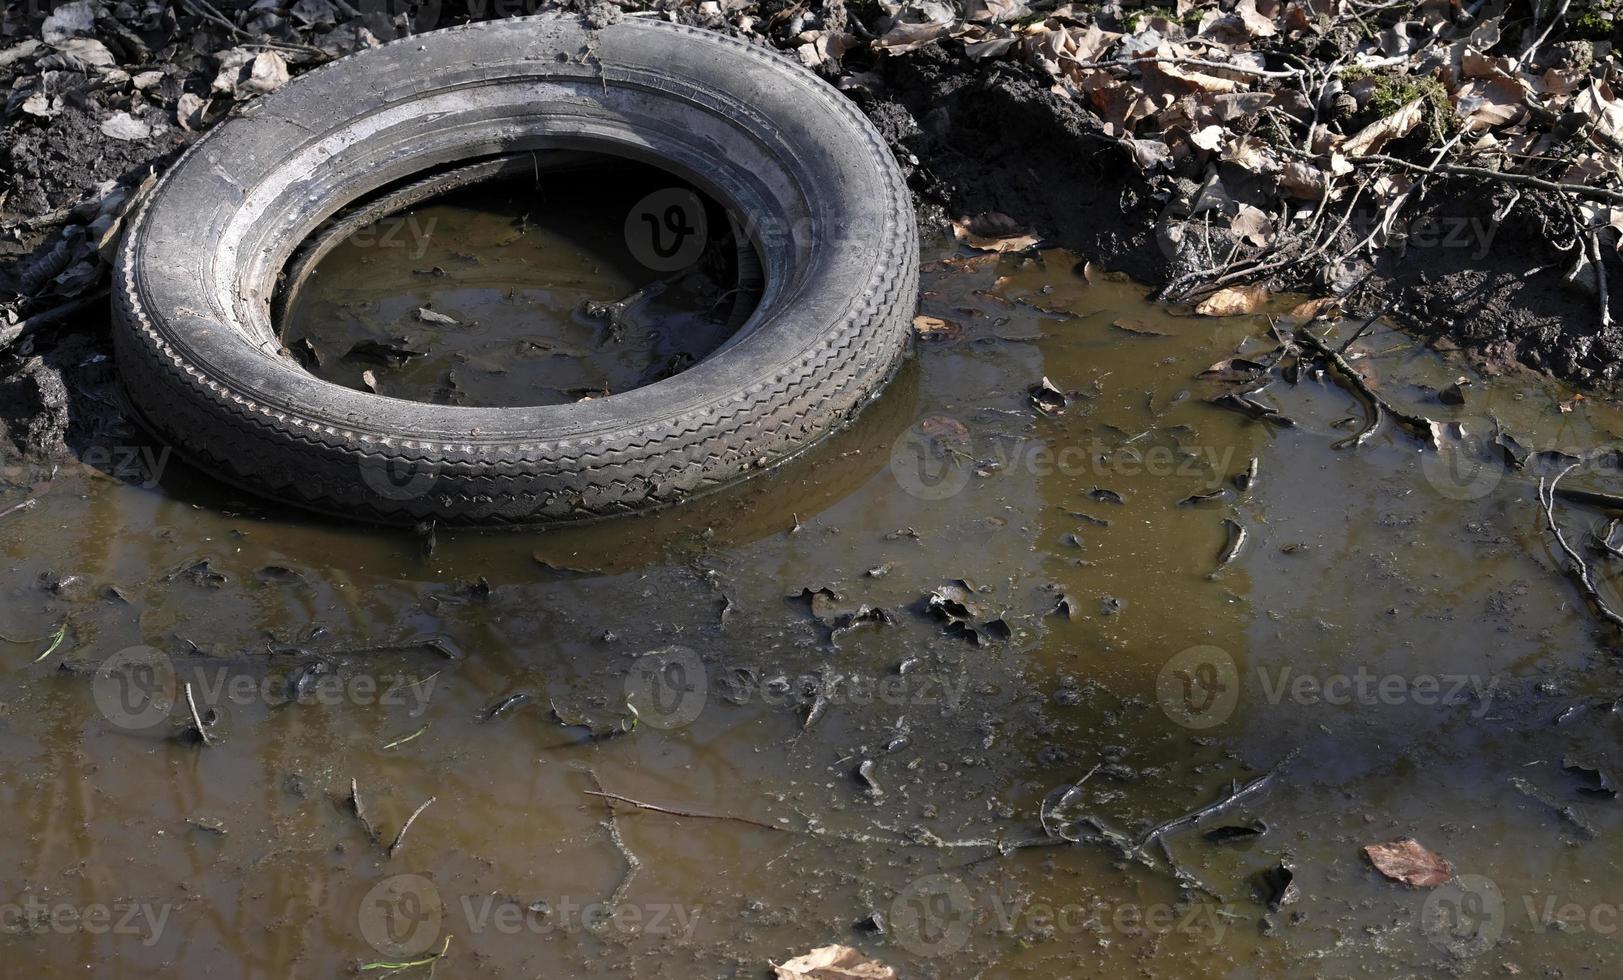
xmin=5 ymin=0 xmax=1623 ymax=454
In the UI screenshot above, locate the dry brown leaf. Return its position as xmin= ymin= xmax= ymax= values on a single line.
xmin=1363 ymin=839 xmax=1454 ymax=887
xmin=774 ymin=945 xmax=896 ymax=979
xmin=952 ymin=213 xmax=1041 ymax=253
xmin=1194 ymin=284 xmax=1270 ymax=316
xmin=1230 ymin=203 xmax=1275 ymax=246
xmin=913 ymin=314 xmax=963 ymax=340
xmin=1278 ymin=159 xmax=1330 ymax=199
xmin=1234 ymin=0 xmax=1278 ymax=37
xmin=1341 ymin=97 xmax=1425 ymax=156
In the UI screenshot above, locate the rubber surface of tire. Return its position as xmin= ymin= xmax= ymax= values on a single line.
xmin=114 ymin=13 xmax=917 ymax=526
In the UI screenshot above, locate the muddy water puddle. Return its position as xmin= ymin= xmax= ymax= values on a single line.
xmin=5 ymin=221 xmax=1623 ymax=977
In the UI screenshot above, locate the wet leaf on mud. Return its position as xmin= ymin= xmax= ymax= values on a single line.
xmin=774 ymin=944 xmax=895 ymax=979
xmin=952 ymin=212 xmax=1040 ymax=253
xmin=1194 ymin=285 xmax=1270 ymax=317
xmin=1363 ymin=838 xmax=1454 ymax=887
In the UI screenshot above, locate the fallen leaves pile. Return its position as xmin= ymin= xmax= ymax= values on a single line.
xmin=844 ymin=0 xmax=1623 ymax=318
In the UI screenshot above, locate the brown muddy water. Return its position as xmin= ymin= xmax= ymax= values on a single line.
xmin=5 ymin=173 xmax=1623 ymax=979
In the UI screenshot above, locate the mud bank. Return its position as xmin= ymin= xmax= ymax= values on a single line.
xmin=6 ymin=0 xmax=1623 ymax=452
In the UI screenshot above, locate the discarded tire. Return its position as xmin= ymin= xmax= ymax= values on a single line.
xmin=114 ymin=14 xmax=918 ymax=526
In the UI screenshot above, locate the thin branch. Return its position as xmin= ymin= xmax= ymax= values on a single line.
xmin=1345 ymin=155 xmax=1623 ymax=206
xmin=1540 ymin=466 xmax=1623 ymax=631
xmin=388 ymin=796 xmax=436 ymax=858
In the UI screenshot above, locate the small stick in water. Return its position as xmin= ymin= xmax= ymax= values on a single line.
xmin=388 ymin=796 xmax=436 ymax=859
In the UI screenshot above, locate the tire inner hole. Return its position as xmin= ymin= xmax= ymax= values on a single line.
xmin=274 ymin=151 xmax=762 ymax=409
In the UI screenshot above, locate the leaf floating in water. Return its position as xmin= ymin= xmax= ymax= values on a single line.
xmin=774 ymin=944 xmax=895 ymax=980
xmin=1233 ymin=457 xmax=1260 ymax=492
xmin=1203 ymin=819 xmax=1268 ymax=843
xmin=415 ymin=307 xmax=459 ymax=325
xmin=1563 ymin=757 xmax=1618 ymax=799
xmin=290 ymin=337 xmax=321 ymax=368
xmin=1363 ymin=838 xmax=1454 ymax=887
xmin=1194 ymin=284 xmax=1269 ymax=316
xmin=1179 ymin=488 xmax=1231 ymax=506
xmin=1029 ymin=376 xmax=1066 ymax=414
xmin=1289 ymin=296 xmax=1339 ymax=321
xmin=1111 ymin=317 xmax=1168 ymax=337
xmin=1199 ymin=357 xmax=1270 ymax=381
xmin=951 ymin=212 xmax=1040 ymax=254
xmin=1255 ymin=860 xmax=1298 ymax=909
xmin=345 ymin=339 xmax=427 ymax=367
xmin=912 ymin=314 xmax=962 ymax=341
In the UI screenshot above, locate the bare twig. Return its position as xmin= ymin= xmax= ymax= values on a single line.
xmin=585 ymin=770 xmax=641 ymax=920
xmin=0 ymin=498 xmax=40 ymax=520
xmin=1068 ymin=55 xmax=1308 ymax=80
xmin=184 ymin=682 xmax=214 ymax=746
xmin=348 ymin=778 xmax=380 ymax=844
xmin=1 ymin=289 xmax=110 ymax=353
xmin=388 ymin=796 xmax=437 ymax=858
xmin=1295 ymin=328 xmax=1436 ymax=446
xmin=1540 ymin=466 xmax=1623 ymax=631
xmin=1346 ymin=155 xmax=1623 ymax=206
